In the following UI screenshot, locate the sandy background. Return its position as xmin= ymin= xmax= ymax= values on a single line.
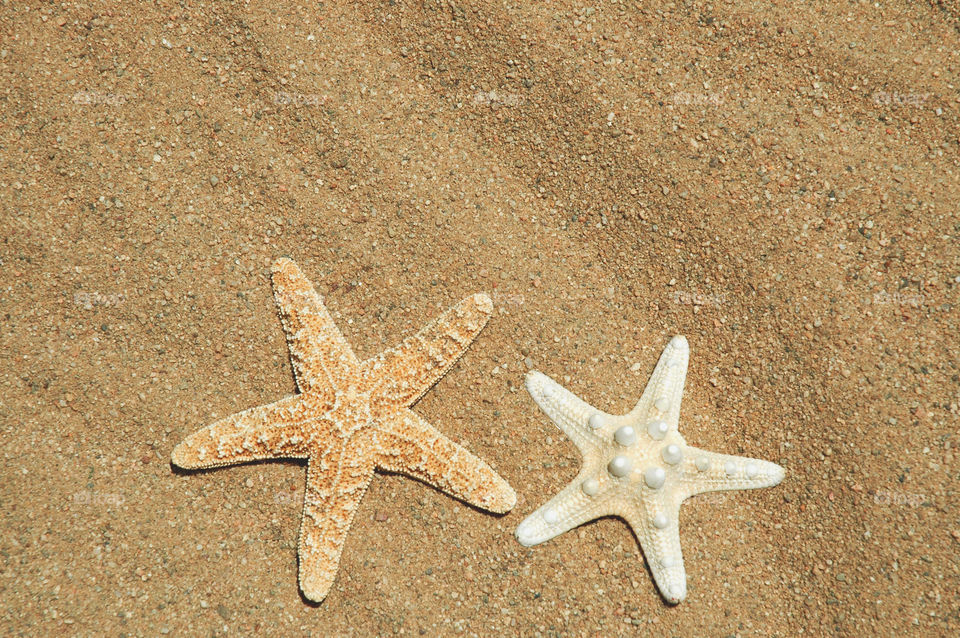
xmin=2 ymin=1 xmax=958 ymax=635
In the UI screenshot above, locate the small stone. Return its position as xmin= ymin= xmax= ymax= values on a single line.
xmin=209 ymin=176 xmax=219 ymax=187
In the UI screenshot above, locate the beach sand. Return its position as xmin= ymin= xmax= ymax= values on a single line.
xmin=1 ymin=1 xmax=957 ymax=635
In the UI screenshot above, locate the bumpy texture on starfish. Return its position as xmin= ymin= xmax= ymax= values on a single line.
xmin=515 ymin=336 xmax=784 ymax=604
xmin=172 ymin=258 xmax=516 ymax=602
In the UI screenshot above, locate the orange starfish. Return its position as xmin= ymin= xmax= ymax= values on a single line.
xmin=172 ymin=258 xmax=516 ymax=602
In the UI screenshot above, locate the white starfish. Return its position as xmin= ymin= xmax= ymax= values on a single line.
xmin=515 ymin=336 xmax=784 ymax=604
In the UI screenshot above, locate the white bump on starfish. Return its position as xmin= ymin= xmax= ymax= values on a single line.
xmin=644 ymin=466 xmax=666 ymax=489
xmin=608 ymin=455 xmax=633 ymax=477
xmin=516 ymin=335 xmax=785 ymax=604
xmin=172 ymin=258 xmax=515 ymax=603
xmin=614 ymin=425 xmax=637 ymax=446
xmin=581 ymin=477 xmax=600 ymax=496
xmin=661 ymin=444 xmax=683 ymax=465
xmin=647 ymin=419 xmax=668 ymax=440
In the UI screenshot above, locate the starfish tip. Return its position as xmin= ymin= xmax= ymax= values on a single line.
xmin=472 ymin=476 xmax=517 ymax=513
xmin=514 ymin=521 xmax=539 ymax=547
xmin=769 ymin=462 xmax=786 ymax=486
xmin=523 ymin=369 xmax=545 ymax=390
xmin=663 ymin=583 xmax=687 ymax=605
xmin=489 ymin=489 xmax=518 ymax=514
xmin=504 ymin=485 xmax=518 ymax=510
xmin=473 ymin=292 xmax=494 ymax=314
xmin=491 ymin=479 xmax=517 ymax=514
xmin=668 ymin=334 xmax=689 ymax=351
xmin=170 ymin=443 xmax=193 ymax=469
xmin=298 ymin=573 xmax=333 ymax=604
xmin=271 ymin=256 xmax=296 ymax=273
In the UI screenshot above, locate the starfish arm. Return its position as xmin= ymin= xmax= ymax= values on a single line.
xmin=524 ymin=371 xmax=607 ymax=455
xmin=678 ymin=446 xmax=785 ymax=499
xmin=373 ymin=408 xmax=516 ymax=513
xmin=298 ymin=442 xmax=375 ymax=602
xmin=620 ymin=498 xmax=688 ymax=604
xmin=514 ymin=476 xmax=616 ymax=547
xmin=362 ymin=293 xmax=493 ymax=408
xmin=627 ymin=336 xmax=689 ymax=433
xmin=171 ymin=394 xmax=311 ymax=469
xmin=271 ymin=257 xmax=360 ymax=393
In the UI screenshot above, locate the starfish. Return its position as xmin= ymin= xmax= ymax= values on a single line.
xmin=172 ymin=258 xmax=516 ymax=603
xmin=514 ymin=336 xmax=784 ymax=604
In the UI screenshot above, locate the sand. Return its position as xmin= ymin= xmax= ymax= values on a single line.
xmin=1 ymin=1 xmax=957 ymax=635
